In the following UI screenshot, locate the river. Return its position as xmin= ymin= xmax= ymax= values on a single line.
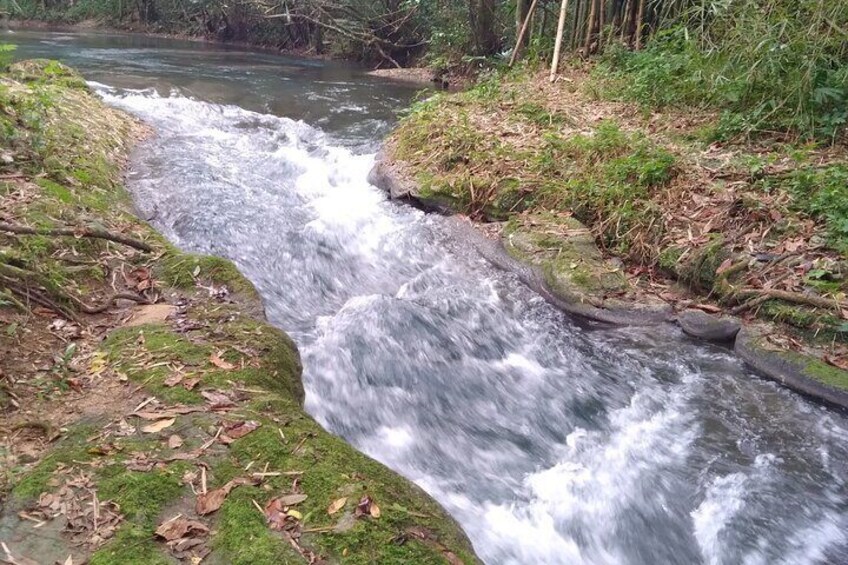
xmin=6 ymin=28 xmax=848 ymax=565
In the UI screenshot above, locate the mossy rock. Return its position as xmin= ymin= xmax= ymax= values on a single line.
xmin=157 ymin=248 xmax=262 ymax=303
xmin=503 ymin=213 xmax=628 ymax=304
xmin=8 ymin=60 xmax=89 ymax=90
xmin=735 ymin=327 xmax=848 ymax=410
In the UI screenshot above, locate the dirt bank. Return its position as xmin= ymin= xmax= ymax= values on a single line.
xmin=374 ymin=67 xmax=848 ymax=410
xmin=0 ymin=60 xmax=479 ymax=564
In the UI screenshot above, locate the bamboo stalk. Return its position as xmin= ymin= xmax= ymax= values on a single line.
xmin=598 ymin=0 xmax=605 ymax=51
xmin=635 ymin=0 xmax=646 ymax=49
xmin=509 ymin=0 xmax=541 ymax=66
xmin=583 ymin=0 xmax=598 ymax=54
xmin=549 ymin=0 xmax=571 ymax=82
xmin=620 ymin=0 xmax=632 ymax=42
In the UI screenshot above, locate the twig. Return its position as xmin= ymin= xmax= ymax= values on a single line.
xmin=0 ymin=221 xmax=153 ymax=252
xmin=733 ymin=288 xmax=845 ymax=312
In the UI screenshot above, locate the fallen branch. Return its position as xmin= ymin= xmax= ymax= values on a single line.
xmin=1 ymin=262 xmax=149 ymax=317
xmin=0 ymin=222 xmax=153 ymax=252
xmin=69 ymin=291 xmax=151 ymax=314
xmin=732 ymin=288 xmax=846 ymax=313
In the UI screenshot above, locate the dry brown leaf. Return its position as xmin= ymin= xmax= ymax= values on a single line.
xmin=201 ymin=390 xmax=235 ymax=409
xmin=183 ymin=377 xmax=201 ymax=390
xmin=195 ymin=477 xmax=257 ymax=515
xmin=275 ymin=493 xmax=308 ymax=506
xmin=210 ymin=351 xmax=235 ymax=371
xmin=327 ymin=497 xmax=347 ymax=515
xmin=715 ymin=258 xmax=733 ymax=275
xmin=168 ymin=434 xmax=184 ymax=449
xmin=163 ymin=374 xmax=184 ymax=387
xmin=155 ymin=516 xmax=209 ymax=541
xmin=224 ymin=420 xmax=260 ymax=439
xmin=142 ymin=418 xmax=175 ymax=434
xmin=369 ymin=502 xmax=381 ymax=518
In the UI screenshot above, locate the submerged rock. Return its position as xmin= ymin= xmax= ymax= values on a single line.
xmin=678 ymin=310 xmax=741 ymax=342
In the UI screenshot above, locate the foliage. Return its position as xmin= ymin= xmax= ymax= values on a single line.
xmin=781 ymin=164 xmax=848 ymax=252
xmin=0 ymin=44 xmax=14 ymax=70
xmin=599 ymin=0 xmax=848 ymax=141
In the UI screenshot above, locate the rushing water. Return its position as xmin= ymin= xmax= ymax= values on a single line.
xmin=8 ymin=28 xmax=848 ymax=565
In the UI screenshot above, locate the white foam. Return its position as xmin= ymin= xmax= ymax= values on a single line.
xmin=692 ymin=473 xmax=748 ymax=565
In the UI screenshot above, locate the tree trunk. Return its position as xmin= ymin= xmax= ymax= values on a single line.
xmin=583 ymin=0 xmax=597 ymax=55
xmin=516 ymin=0 xmax=531 ymax=48
xmin=469 ymin=0 xmax=500 ymax=55
xmin=635 ymin=0 xmax=646 ymax=49
xmin=549 ymin=0 xmax=570 ymax=81
xmin=509 ymin=0 xmax=539 ymax=65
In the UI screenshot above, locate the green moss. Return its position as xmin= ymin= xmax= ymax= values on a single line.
xmin=96 ymin=464 xmax=185 ymax=524
xmin=216 ymin=487 xmax=303 ymax=564
xmin=658 ymin=246 xmax=685 ymax=274
xmin=101 ymin=325 xmax=210 ymax=404
xmin=89 ymin=523 xmax=173 ymax=565
xmin=11 ymin=446 xmax=90 ymax=501
xmin=11 ymin=423 xmax=99 ymax=501
xmin=214 ymin=417 xmax=477 ymax=565
xmin=763 ymin=301 xmax=818 ymax=329
xmin=35 ymin=178 xmax=73 ymax=203
xmin=802 ymin=358 xmax=848 ymax=390
xmin=158 ymin=250 xmax=259 ymax=298
xmin=505 ymin=213 xmax=628 ymax=301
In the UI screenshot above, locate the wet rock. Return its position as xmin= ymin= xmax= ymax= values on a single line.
xmin=368 ymin=154 xmax=457 ymax=215
xmin=501 ymin=213 xmax=672 ymax=326
xmin=678 ymin=310 xmax=741 ymax=342
xmin=735 ymin=328 xmax=848 ymax=411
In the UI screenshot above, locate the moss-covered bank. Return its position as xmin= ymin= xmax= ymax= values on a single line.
xmin=378 ymin=66 xmax=848 ymax=405
xmin=0 ymin=60 xmax=478 ymax=563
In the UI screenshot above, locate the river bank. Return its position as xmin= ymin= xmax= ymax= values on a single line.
xmin=0 ymin=60 xmax=478 ymax=564
xmin=374 ymin=67 xmax=848 ymax=409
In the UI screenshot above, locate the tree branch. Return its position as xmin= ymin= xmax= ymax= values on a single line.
xmin=0 ymin=222 xmax=154 ymax=252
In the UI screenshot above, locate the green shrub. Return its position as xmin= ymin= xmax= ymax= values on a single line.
xmin=599 ymin=0 xmax=848 ymax=142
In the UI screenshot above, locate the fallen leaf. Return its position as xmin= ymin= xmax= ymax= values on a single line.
xmin=164 ymin=374 xmax=184 ymax=387
xmin=155 ymin=517 xmax=209 ymax=541
xmin=370 ymin=502 xmax=381 ymax=519
xmin=693 ymin=303 xmax=723 ymax=314
xmin=276 ymin=493 xmax=308 ymax=506
xmin=327 ymin=497 xmax=347 ymax=515
xmin=224 ymin=420 xmax=260 ymax=439
xmin=210 ymin=351 xmax=235 ymax=371
xmin=201 ymin=391 xmax=235 ymax=410
xmin=142 ymin=418 xmax=175 ymax=434
xmin=354 ymin=496 xmax=373 ymax=519
xmin=196 ymin=477 xmax=256 ymax=515
xmin=126 ymin=455 xmax=157 ymax=472
xmin=183 ymin=377 xmax=201 ymax=390
xmin=286 ymin=509 xmax=303 ymax=520
xmin=715 ymin=258 xmax=733 ymax=275
xmin=168 ymin=434 xmax=184 ymax=449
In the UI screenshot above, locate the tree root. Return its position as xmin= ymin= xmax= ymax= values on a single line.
xmin=0 ymin=221 xmax=153 ymax=252
xmin=0 ymin=288 xmax=28 ymax=313
xmin=69 ymin=291 xmax=151 ymax=314
xmin=731 ymin=288 xmax=846 ymax=315
xmin=1 ymin=261 xmax=150 ymax=320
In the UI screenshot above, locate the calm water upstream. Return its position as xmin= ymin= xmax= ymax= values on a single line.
xmin=7 ymin=28 xmax=848 ymax=565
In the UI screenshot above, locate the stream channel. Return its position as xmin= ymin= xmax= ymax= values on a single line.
xmin=8 ymin=28 xmax=848 ymax=565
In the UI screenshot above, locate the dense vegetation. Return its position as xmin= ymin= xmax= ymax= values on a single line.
xmin=5 ymin=0 xmax=845 ymax=142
